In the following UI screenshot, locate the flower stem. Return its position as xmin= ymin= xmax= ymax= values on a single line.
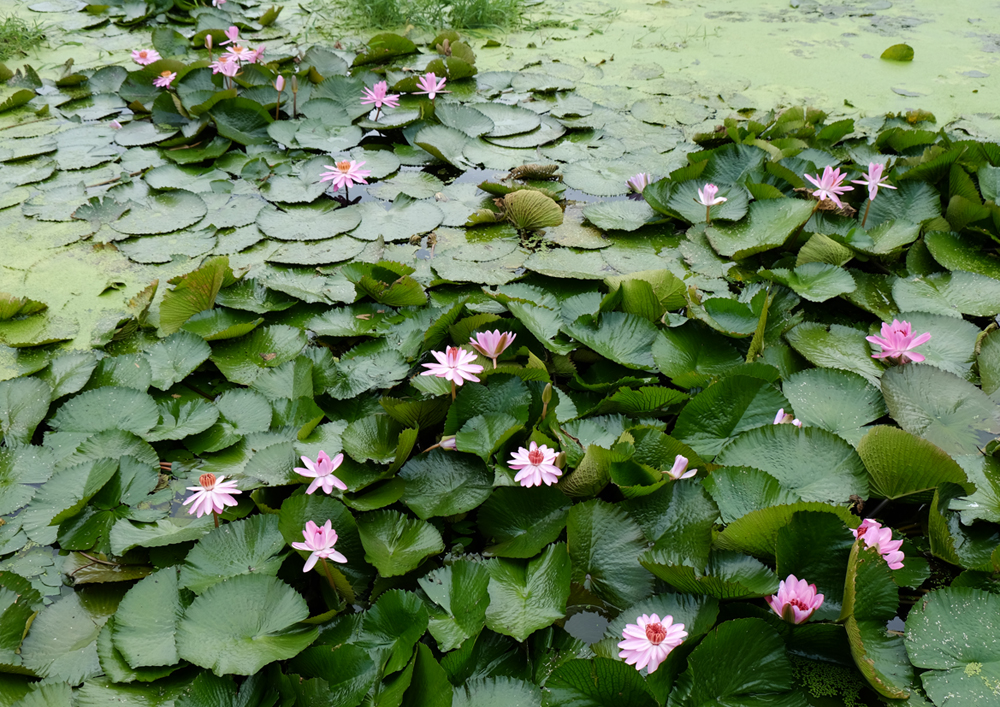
xmin=320 ymin=558 xmax=340 ymax=599
xmin=450 ymin=381 xmax=456 ymax=401
xmin=705 ymin=205 xmax=711 ymax=226
xmin=275 ymin=93 xmax=280 ymax=120
xmin=213 ymin=511 xmax=219 ymax=528
xmin=860 ymin=200 xmax=872 ymax=229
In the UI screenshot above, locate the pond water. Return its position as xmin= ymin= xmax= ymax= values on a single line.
xmin=9 ymin=0 xmax=997 ymax=136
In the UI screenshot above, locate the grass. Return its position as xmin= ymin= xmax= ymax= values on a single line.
xmin=344 ymin=0 xmax=525 ymax=30
xmin=0 ymin=15 xmax=45 ymax=63
xmin=447 ymin=0 xmax=524 ymax=28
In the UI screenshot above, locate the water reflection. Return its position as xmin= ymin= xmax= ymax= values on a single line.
xmin=563 ymin=610 xmax=610 ymax=644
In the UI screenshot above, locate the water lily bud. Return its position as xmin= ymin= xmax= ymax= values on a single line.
xmin=205 ymin=34 xmax=213 ymax=50
xmin=275 ymin=75 xmax=285 ymax=91
xmin=541 ymin=382 xmax=552 ymax=406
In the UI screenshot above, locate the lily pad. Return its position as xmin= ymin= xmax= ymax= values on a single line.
xmin=111 ymin=191 xmax=207 ymax=236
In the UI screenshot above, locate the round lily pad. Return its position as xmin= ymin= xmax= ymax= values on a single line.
xmin=256 ymin=203 xmax=362 ymax=241
xmin=111 ymin=191 xmax=208 ymax=236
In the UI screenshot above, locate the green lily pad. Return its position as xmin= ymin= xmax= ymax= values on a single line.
xmin=349 ymin=199 xmax=443 ymax=242
xmin=705 ymin=198 xmax=816 ymax=259
xmin=484 ymin=543 xmax=571 ymax=642
xmin=905 ymin=586 xmax=1000 ymax=705
xmin=857 ymin=425 xmax=969 ymax=501
xmin=210 ymin=98 xmax=274 ymax=146
xmin=881 ymin=364 xmax=1000 ymax=457
xmin=357 ymin=509 xmax=445 ymax=577
xmin=179 ymin=514 xmax=287 ymax=594
xmin=477 ymin=485 xmax=571 ymax=558
xmin=111 ymin=191 xmax=207 ymax=236
xmin=257 ymin=203 xmax=362 ymax=241
xmin=399 ymin=450 xmax=493 ymax=519
xmin=716 ymin=425 xmax=869 ymax=503
xmin=473 ymin=103 xmax=541 ymax=137
xmin=176 ymin=574 xmax=317 ymax=676
xmin=210 ymin=325 xmax=308 ymax=385
xmin=892 ymin=271 xmax=1000 ymax=318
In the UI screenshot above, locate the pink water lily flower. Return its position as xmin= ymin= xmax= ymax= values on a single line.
xmin=210 ymin=56 xmax=239 ymax=77
xmin=439 ymin=436 xmax=457 ymax=450
xmin=696 ymin=183 xmax=727 ymax=206
xmin=247 ymin=45 xmax=265 ymax=64
xmin=421 ymin=346 xmax=483 ymax=386
xmin=664 ymin=454 xmax=697 ymax=481
xmin=866 ymin=319 xmax=931 ymax=364
xmin=618 ymin=613 xmax=687 ymax=674
xmin=469 ymin=330 xmax=516 ymax=369
xmin=414 ymin=72 xmax=449 ymax=99
xmin=131 ymin=48 xmax=161 ymax=65
xmin=853 ymin=519 xmax=905 ymax=570
xmin=223 ymin=46 xmax=253 ymax=64
xmin=292 ymin=520 xmax=347 ymax=571
xmin=212 ymin=0 xmax=226 ymax=6
xmin=153 ymin=71 xmax=176 ymax=89
xmin=852 ymin=162 xmax=896 ymax=202
xmin=295 ymin=451 xmax=348 ymax=495
xmin=319 ymin=160 xmax=371 ymax=192
xmin=853 ymin=162 xmax=897 ymax=227
xmin=509 ymin=441 xmax=562 ymax=487
xmin=804 ymin=165 xmax=853 ymax=208
xmin=220 ymin=25 xmax=240 ymax=46
xmin=773 ymin=408 xmax=803 ymax=427
xmin=110 ymin=120 xmax=122 ymax=129
xmin=182 ymin=473 xmax=241 ymax=518
xmin=361 ymin=81 xmax=400 ymax=111
xmin=766 ymin=574 xmax=824 ymax=624
xmin=627 ymin=173 xmax=652 ymax=194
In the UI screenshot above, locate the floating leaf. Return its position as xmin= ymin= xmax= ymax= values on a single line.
xmin=179 ymin=514 xmax=287 ymax=594
xmin=857 ymin=425 xmax=968 ymax=501
xmin=705 ymin=198 xmax=816 ymax=259
xmin=399 ymin=450 xmax=493 ymax=519
xmin=357 ymin=509 xmax=444 ymax=577
xmin=176 ymin=574 xmax=317 ymax=676
xmin=881 ymin=364 xmax=1000 ymax=457
xmin=567 ymin=500 xmax=653 ymax=608
xmin=111 ymin=568 xmax=184 ymax=670
xmin=210 ymin=98 xmax=274 ymax=145
xmin=881 ymin=44 xmax=914 ymax=61
xmin=904 ymin=587 xmax=1000 ymax=705
xmin=485 ymin=543 xmax=571 ymax=642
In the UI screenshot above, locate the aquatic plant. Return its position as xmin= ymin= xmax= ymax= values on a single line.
xmin=0 ymin=16 xmax=998 ymax=707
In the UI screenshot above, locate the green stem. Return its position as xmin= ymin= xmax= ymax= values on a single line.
xmin=213 ymin=511 xmax=219 ymax=528
xmin=706 ymin=204 xmax=711 ymax=226
xmin=860 ymin=200 xmax=872 ymax=229
xmin=320 ymin=558 xmax=340 ymax=599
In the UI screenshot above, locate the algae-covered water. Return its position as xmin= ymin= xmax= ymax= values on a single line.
xmin=8 ymin=0 xmax=1000 ymax=135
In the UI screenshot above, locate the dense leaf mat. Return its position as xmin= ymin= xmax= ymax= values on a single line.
xmin=1 ymin=13 xmax=1000 ymax=707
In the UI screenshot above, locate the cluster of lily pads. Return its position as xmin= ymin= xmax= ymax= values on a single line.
xmin=1 ymin=13 xmax=1000 ymax=707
